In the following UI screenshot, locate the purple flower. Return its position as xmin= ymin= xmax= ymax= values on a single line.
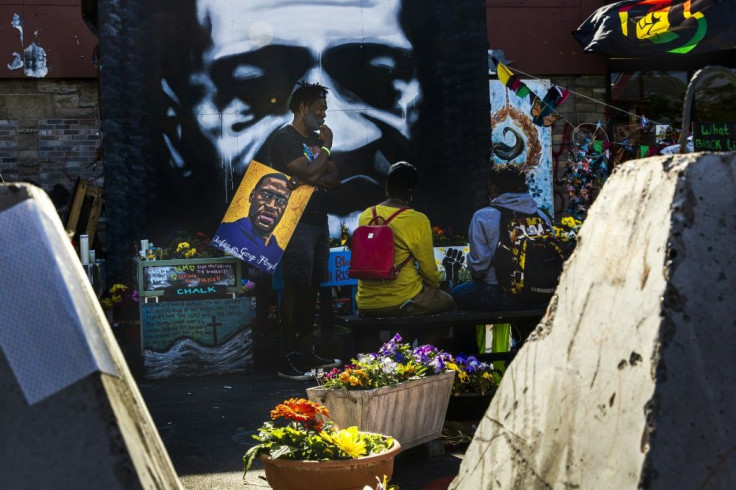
xmin=428 ymin=356 xmax=446 ymax=373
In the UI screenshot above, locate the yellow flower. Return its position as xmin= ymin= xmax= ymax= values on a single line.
xmin=184 ymin=248 xmax=197 ymax=259
xmin=482 ymin=372 xmax=492 ymax=379
xmin=561 ymin=216 xmax=576 ymax=228
xmin=330 ymin=427 xmax=367 ymax=458
xmin=176 ymin=242 xmax=190 ymax=252
xmin=446 ymin=362 xmax=460 ymax=372
xmin=110 ymin=283 xmax=128 ymax=294
xmin=458 ymin=371 xmax=469 ymax=383
xmin=348 ymin=376 xmax=363 ymax=387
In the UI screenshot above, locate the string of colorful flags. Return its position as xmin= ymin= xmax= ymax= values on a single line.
xmin=491 ymin=57 xmax=690 ymax=219
xmin=491 ymin=57 xmax=683 ymax=158
xmin=494 ymin=58 xmax=570 ymax=127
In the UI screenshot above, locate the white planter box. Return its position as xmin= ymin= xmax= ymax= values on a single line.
xmin=307 ymin=371 xmax=455 ymax=451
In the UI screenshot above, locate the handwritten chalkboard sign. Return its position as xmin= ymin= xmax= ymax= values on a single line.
xmin=140 ymin=297 xmax=250 ymax=351
xmin=692 ymin=122 xmax=736 ymax=152
xmin=136 ymin=257 xmax=241 ymax=298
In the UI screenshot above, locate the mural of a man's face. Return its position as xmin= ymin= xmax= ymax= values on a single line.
xmin=248 ymin=175 xmax=291 ymax=237
xmin=179 ymin=0 xmax=421 ymax=229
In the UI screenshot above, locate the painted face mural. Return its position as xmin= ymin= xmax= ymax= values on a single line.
xmin=100 ymin=0 xmax=490 ymax=277
xmin=163 ymin=0 xmax=421 ymax=234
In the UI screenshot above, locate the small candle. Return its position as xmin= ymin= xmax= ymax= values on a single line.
xmin=141 ymin=239 xmax=149 ymax=253
xmin=89 ymin=249 xmax=96 ymax=264
xmin=80 ymin=234 xmax=89 ymax=265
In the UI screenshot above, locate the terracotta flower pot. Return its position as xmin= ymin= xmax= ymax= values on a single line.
xmin=259 ymin=438 xmax=401 ymax=490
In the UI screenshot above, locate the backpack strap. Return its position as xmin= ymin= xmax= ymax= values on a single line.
xmin=368 ymin=206 xmax=408 ymax=225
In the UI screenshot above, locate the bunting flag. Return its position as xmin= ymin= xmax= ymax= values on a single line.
xmin=495 ymin=61 xmax=531 ymax=98
xmin=494 ymin=59 xmax=570 ymax=127
xmin=572 ymin=0 xmax=736 ymax=57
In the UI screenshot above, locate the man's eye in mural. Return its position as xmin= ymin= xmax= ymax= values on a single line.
xmin=209 ymin=45 xmax=313 ymax=116
xmin=492 ymin=127 xmax=525 ymax=161
xmin=323 ymin=43 xmax=415 ymax=112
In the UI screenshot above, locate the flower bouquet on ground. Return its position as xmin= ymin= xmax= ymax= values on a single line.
xmin=243 ymin=398 xmax=400 ymax=490
xmin=100 ymin=283 xmax=139 ymax=322
xmin=553 ymin=215 xmax=583 ymax=258
xmin=446 ymin=353 xmax=501 ymax=397
xmin=444 ymin=353 xmax=501 ymax=423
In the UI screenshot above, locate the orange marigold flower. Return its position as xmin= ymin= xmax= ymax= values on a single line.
xmin=270 ymin=398 xmax=330 ymax=424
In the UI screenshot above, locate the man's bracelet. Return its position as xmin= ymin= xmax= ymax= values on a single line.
xmin=321 ymin=146 xmax=331 ymax=157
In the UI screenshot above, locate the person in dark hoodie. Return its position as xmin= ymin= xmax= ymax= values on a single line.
xmin=451 ymin=164 xmax=555 ymax=311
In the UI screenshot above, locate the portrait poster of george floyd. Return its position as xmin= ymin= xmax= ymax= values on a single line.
xmin=97 ymin=0 xmax=489 ymax=279
xmin=211 ymin=161 xmax=312 ymax=274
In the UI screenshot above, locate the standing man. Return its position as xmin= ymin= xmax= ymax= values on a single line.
xmin=270 ymin=82 xmax=341 ymax=380
xmin=212 ymin=172 xmax=291 ymax=273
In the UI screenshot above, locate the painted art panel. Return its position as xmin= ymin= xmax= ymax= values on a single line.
xmin=211 ymin=161 xmax=312 ymax=274
xmin=490 ymin=79 xmax=554 ymax=216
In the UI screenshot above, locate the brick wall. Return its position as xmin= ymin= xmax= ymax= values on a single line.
xmin=0 ymin=78 xmax=101 ymax=222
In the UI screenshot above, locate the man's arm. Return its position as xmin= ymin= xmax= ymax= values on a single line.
xmin=314 ymin=160 xmax=340 ymax=189
xmin=285 ymin=123 xmax=335 ymax=184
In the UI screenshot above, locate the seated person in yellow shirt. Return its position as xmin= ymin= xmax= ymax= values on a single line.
xmin=356 ymin=161 xmax=456 ymax=316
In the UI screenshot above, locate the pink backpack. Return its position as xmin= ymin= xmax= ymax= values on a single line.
xmin=348 ymin=206 xmax=411 ymax=280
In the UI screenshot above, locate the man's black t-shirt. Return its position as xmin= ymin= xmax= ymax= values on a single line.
xmin=269 ymin=125 xmax=328 ymax=225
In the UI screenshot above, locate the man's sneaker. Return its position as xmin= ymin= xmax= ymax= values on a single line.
xmin=300 ymin=347 xmax=342 ymax=370
xmin=276 ymin=353 xmax=316 ymax=381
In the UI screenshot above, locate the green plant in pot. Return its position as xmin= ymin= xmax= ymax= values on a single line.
xmin=243 ymin=398 xmax=400 ymax=490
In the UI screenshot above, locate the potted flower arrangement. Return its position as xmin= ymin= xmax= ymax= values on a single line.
xmin=243 ymin=398 xmax=400 ymax=490
xmin=308 ymin=334 xmax=455 ymax=450
xmin=445 ymin=353 xmax=501 ymax=422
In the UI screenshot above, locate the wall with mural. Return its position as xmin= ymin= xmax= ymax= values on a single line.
xmin=490 ymin=79 xmax=554 ymax=215
xmin=98 ymin=0 xmax=490 ymax=278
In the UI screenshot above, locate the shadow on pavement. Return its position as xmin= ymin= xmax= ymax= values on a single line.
xmin=138 ymin=373 xmax=464 ymax=489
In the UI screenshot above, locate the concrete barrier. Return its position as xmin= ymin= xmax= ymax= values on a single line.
xmin=452 ymin=152 xmax=736 ymax=489
xmin=0 ymin=183 xmax=181 ymax=489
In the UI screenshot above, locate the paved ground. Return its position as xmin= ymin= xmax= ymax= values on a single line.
xmin=138 ymin=372 xmax=467 ymax=490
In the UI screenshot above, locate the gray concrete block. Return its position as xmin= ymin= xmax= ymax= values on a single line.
xmin=0 ymin=184 xmax=182 ymax=489
xmin=452 ymin=153 xmax=736 ymax=489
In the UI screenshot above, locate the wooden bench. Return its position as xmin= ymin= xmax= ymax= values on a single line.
xmin=334 ymin=308 xmax=547 ymax=361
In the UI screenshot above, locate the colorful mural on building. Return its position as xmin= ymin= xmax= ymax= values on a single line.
xmin=490 ymin=80 xmax=554 ymax=216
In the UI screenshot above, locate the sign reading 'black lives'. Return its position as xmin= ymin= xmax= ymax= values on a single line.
xmin=693 ymin=122 xmax=736 ymax=152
